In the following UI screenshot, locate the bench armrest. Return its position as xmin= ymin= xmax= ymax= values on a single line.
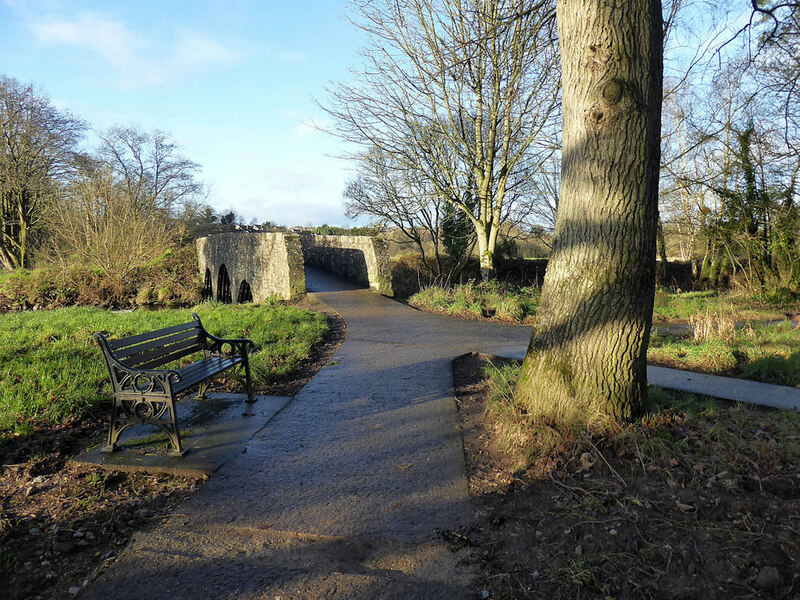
xmin=206 ymin=335 xmax=255 ymax=355
xmin=191 ymin=313 xmax=255 ymax=356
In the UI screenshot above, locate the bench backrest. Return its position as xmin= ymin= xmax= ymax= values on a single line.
xmin=107 ymin=321 xmax=205 ymax=370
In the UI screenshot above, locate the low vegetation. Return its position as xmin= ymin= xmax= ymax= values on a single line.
xmin=649 ymin=317 xmax=800 ymax=386
xmin=653 ymin=289 xmax=797 ymax=324
xmin=454 ymin=355 xmax=800 ymax=599
xmin=408 ymin=284 xmax=797 ymax=327
xmin=0 ymin=246 xmax=202 ymax=312
xmin=408 ymin=281 xmax=539 ymax=323
xmin=0 ymin=302 xmax=327 ymax=436
xmin=409 ymin=285 xmax=800 ymax=388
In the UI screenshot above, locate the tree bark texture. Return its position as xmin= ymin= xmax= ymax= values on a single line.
xmin=514 ymin=0 xmax=663 ymax=421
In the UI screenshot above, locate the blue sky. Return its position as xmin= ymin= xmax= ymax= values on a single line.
xmin=0 ymin=0 xmax=364 ymax=226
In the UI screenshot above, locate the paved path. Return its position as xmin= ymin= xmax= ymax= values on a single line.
xmin=82 ymin=269 xmax=531 ymax=600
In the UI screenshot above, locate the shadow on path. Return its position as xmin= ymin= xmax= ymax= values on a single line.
xmin=305 ymin=266 xmax=368 ymax=293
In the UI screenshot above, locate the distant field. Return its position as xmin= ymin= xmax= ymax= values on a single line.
xmin=0 ymin=303 xmax=327 ymax=434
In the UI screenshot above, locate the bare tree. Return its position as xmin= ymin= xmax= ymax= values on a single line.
xmin=0 ymin=76 xmax=85 ymax=269
xmin=46 ymin=166 xmax=176 ymax=282
xmin=95 ymin=125 xmax=205 ymax=220
xmin=344 ymin=147 xmax=452 ymax=270
xmin=325 ymin=0 xmax=560 ymax=279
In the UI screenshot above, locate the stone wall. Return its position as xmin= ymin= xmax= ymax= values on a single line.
xmin=299 ymin=234 xmax=393 ymax=296
xmin=196 ymin=232 xmax=306 ymax=302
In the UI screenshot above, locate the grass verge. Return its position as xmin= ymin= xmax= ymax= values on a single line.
xmin=409 ymin=286 xmax=797 ymax=327
xmin=649 ymin=318 xmax=800 ymax=386
xmin=653 ymin=289 xmax=796 ymax=323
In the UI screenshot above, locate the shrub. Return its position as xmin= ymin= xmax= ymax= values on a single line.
xmin=0 ymin=245 xmax=201 ymax=311
xmin=769 ymin=287 xmax=797 ymax=304
xmin=391 ymin=254 xmax=434 ymax=298
xmin=136 ymin=284 xmax=156 ymax=306
xmin=496 ymin=297 xmax=524 ymax=322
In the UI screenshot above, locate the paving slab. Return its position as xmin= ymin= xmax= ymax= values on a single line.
xmin=648 ymin=366 xmax=800 ymax=411
xmin=73 ymin=393 xmax=292 ymax=477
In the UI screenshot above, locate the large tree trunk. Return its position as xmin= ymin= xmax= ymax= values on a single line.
xmin=514 ymin=0 xmax=662 ymax=422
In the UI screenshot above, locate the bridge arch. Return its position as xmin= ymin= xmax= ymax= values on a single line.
xmin=237 ymin=280 xmax=253 ymax=304
xmin=201 ymin=268 xmax=213 ymax=300
xmin=217 ymin=264 xmax=232 ymax=303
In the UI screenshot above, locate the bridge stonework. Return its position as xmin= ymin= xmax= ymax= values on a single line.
xmin=196 ymin=232 xmax=306 ymax=302
xmin=196 ymin=232 xmax=393 ymax=303
xmin=298 ymin=234 xmax=393 ymax=296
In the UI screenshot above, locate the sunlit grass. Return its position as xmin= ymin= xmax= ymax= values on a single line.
xmin=479 ymin=357 xmax=800 ymax=480
xmin=648 ymin=320 xmax=800 ymax=386
xmin=652 ymin=289 xmax=793 ymax=323
xmin=0 ymin=302 xmax=327 ymax=433
xmin=409 ymin=281 xmax=539 ymax=322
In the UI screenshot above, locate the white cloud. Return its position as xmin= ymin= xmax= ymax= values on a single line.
xmin=28 ymin=12 xmax=239 ymax=89
xmin=219 ymin=164 xmax=348 ymax=227
xmin=293 ymin=118 xmax=325 ymax=140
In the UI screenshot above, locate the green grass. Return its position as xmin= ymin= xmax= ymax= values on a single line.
xmin=648 ymin=320 xmax=800 ymax=386
xmin=409 ymin=282 xmax=539 ymax=322
xmin=0 ymin=302 xmax=327 ymax=434
xmin=652 ymin=289 xmax=794 ymax=323
xmin=410 ymin=285 xmax=795 ymax=326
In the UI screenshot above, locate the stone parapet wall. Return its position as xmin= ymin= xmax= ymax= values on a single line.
xmin=196 ymin=233 xmax=306 ymax=302
xmin=299 ymin=234 xmax=393 ymax=296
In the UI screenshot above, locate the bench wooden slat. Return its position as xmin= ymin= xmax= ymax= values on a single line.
xmin=107 ymin=321 xmax=199 ymax=351
xmin=174 ymin=355 xmax=238 ymax=381
xmin=135 ymin=343 xmax=205 ymax=371
xmin=114 ymin=328 xmax=200 ymax=360
xmin=121 ymin=335 xmax=202 ymax=368
xmin=173 ymin=357 xmax=241 ymax=394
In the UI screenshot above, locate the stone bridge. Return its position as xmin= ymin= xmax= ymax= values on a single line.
xmin=195 ymin=232 xmax=393 ymax=303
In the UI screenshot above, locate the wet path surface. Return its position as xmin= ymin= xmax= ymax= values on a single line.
xmin=83 ymin=269 xmax=531 ymax=599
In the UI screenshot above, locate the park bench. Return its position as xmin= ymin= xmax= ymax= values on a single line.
xmin=93 ymin=313 xmax=255 ymax=456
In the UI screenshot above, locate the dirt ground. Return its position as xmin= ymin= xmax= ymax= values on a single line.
xmin=453 ymin=353 xmax=800 ymax=600
xmin=0 ymin=307 xmax=345 ymax=600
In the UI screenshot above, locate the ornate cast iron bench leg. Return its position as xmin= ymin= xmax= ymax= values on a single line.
xmin=243 ymin=355 xmax=255 ymax=403
xmin=102 ymin=396 xmax=187 ymax=457
xmin=102 ymin=396 xmax=134 ymax=453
